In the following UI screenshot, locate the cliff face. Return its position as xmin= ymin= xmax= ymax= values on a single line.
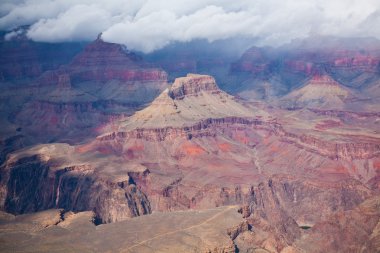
xmin=0 ymin=154 xmax=151 ymax=223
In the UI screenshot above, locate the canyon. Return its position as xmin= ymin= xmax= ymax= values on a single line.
xmin=0 ymin=34 xmax=379 ymax=252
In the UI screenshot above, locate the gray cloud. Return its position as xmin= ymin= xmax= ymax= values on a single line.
xmin=1 ymin=0 xmax=379 ymax=52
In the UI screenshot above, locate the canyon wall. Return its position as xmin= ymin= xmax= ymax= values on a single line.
xmin=0 ymin=155 xmax=151 ymax=223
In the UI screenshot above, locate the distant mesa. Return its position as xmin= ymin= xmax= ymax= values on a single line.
xmin=281 ymin=74 xmax=356 ymax=109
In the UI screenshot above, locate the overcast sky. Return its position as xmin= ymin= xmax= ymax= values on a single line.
xmin=0 ymin=0 xmax=379 ymax=52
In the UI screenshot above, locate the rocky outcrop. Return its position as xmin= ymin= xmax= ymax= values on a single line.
xmin=169 ymin=74 xmax=220 ymax=99
xmin=227 ymin=220 xmax=251 ymax=240
xmin=0 ymin=154 xmax=151 ymax=223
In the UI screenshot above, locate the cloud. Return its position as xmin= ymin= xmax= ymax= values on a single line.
xmin=4 ymin=29 xmax=23 ymax=40
xmin=101 ymin=6 xmax=258 ymax=52
xmin=1 ymin=0 xmax=379 ymax=52
xmin=27 ymin=4 xmax=114 ymax=42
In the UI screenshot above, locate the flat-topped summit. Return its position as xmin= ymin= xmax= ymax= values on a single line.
xmin=168 ymin=74 xmax=220 ymax=99
xmin=103 ymin=74 xmax=262 ymax=131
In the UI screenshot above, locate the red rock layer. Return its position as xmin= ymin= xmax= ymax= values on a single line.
xmin=97 ymin=117 xmax=380 ymax=160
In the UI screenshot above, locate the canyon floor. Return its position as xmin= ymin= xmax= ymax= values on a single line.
xmin=0 ymin=206 xmax=244 ymax=253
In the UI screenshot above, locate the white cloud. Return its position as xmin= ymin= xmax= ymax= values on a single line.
xmin=4 ymin=29 xmax=23 ymax=40
xmin=27 ymin=4 xmax=114 ymax=42
xmin=1 ymin=0 xmax=379 ymax=52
